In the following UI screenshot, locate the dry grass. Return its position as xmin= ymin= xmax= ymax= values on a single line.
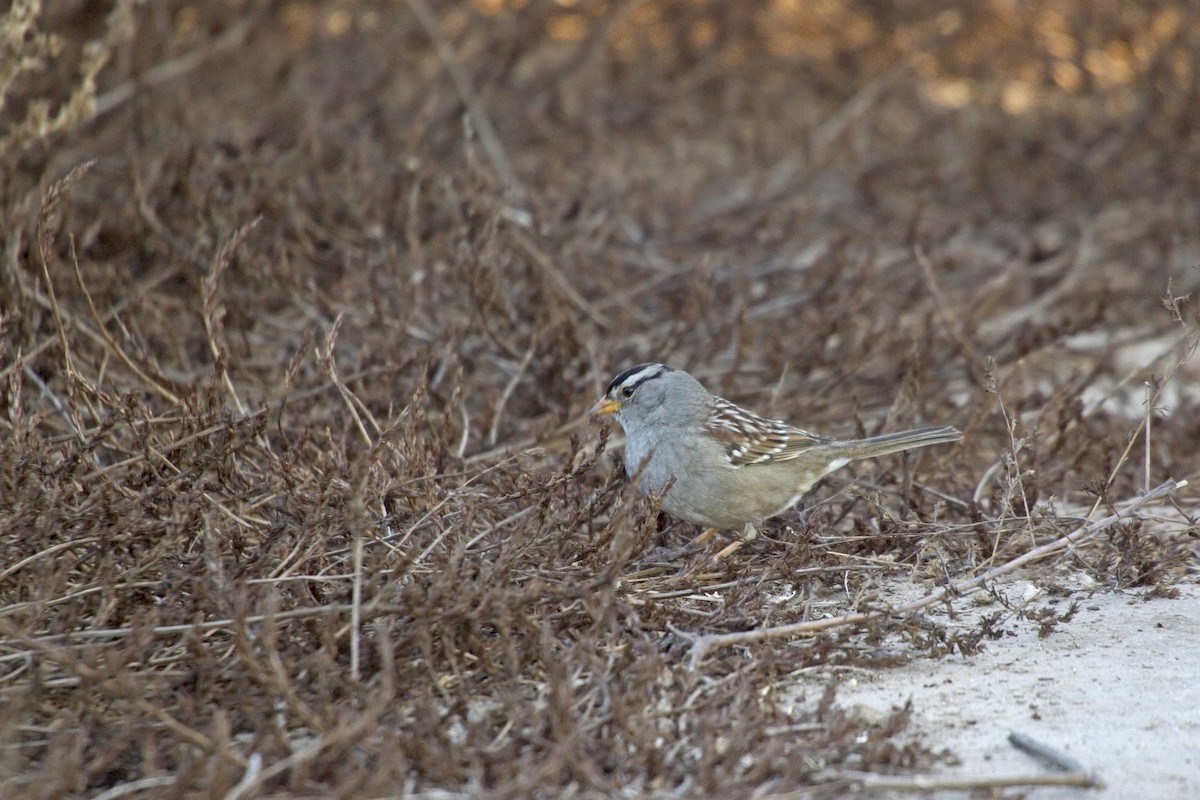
xmin=2 ymin=1 xmax=1198 ymax=797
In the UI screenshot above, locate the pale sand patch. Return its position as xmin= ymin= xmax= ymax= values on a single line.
xmin=829 ymin=583 xmax=1200 ymax=797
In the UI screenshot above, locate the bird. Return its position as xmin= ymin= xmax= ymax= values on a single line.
xmin=590 ymin=363 xmax=961 ymax=559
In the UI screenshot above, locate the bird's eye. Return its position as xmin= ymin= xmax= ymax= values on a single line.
xmin=620 ymin=386 xmax=635 ymax=399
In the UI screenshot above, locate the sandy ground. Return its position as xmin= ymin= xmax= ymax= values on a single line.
xmin=821 ymin=582 xmax=1200 ymax=797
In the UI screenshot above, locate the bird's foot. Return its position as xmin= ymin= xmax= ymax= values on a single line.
xmin=709 ymin=524 xmax=758 ymax=564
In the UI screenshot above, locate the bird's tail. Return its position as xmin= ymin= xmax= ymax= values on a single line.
xmin=836 ymin=425 xmax=962 ymax=461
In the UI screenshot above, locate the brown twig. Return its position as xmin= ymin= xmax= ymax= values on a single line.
xmin=0 ymin=616 xmax=248 ymax=769
xmin=843 ymin=733 xmax=1102 ymax=793
xmin=0 ymin=605 xmax=354 ymax=653
xmin=92 ymin=13 xmax=261 ymax=118
xmin=509 ymin=227 xmax=613 ymax=331
xmin=488 ymin=338 xmax=537 ymax=445
xmin=404 ymin=0 xmax=521 ymax=195
xmin=834 ymin=770 xmax=1099 ymax=791
xmin=1085 ymin=318 xmax=1198 ymax=518
xmin=202 ymin=217 xmax=260 ymax=416
xmin=317 ymin=312 xmax=378 ymax=447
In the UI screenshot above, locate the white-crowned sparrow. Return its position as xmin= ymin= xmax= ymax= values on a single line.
xmin=591 ymin=363 xmax=961 ymax=558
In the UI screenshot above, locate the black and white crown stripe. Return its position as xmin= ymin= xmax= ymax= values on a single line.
xmin=606 ymin=363 xmax=669 ymax=397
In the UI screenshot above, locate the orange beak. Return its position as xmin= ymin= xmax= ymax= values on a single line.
xmin=590 ymin=396 xmax=621 ymax=416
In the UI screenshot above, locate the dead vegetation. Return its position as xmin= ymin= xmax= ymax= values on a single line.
xmin=1 ymin=1 xmax=1198 ymax=797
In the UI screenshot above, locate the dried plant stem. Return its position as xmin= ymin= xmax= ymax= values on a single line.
xmin=404 ymin=0 xmax=519 ymax=194
xmin=35 ymin=162 xmax=93 ymax=427
xmin=988 ymin=358 xmax=1032 ymax=525
xmin=1144 ymin=381 xmax=1152 ymax=494
xmin=0 ymin=536 xmax=101 ymax=582
xmin=318 ymin=313 xmax=377 ymax=447
xmin=0 ymin=0 xmax=138 ymax=157
xmin=1008 ymin=732 xmax=1088 ymax=774
xmin=0 ymin=605 xmax=354 ymax=655
xmin=836 ymin=770 xmax=1099 ymax=791
xmin=1086 ymin=322 xmax=1198 ymax=518
xmin=509 ymin=227 xmax=613 ymax=330
xmin=29 ymin=162 xmax=185 ymax=407
xmin=202 ymin=218 xmax=260 ymax=416
xmin=79 ymin=415 xmax=265 ymax=482
xmin=834 ymin=732 xmax=1100 ymax=792
xmin=914 ymin=245 xmax=986 ymax=371
xmin=224 ymin=621 xmax=396 ymax=799
xmin=684 ymin=479 xmax=1185 ymax=664
xmin=0 ymin=251 xmax=184 ymax=384
xmin=69 ymin=241 xmax=182 ymax=406
xmin=91 ymin=776 xmax=179 ymax=800
xmin=93 ymin=13 xmax=260 ymax=118
xmin=351 ymin=531 xmax=364 ymax=682
xmin=462 ymin=505 xmax=537 ymax=551
xmin=36 ymin=239 xmax=77 ymax=409
xmin=488 ymin=340 xmax=537 ymax=445
xmin=349 ymin=482 xmax=367 ymax=683
xmin=0 ymin=615 xmax=248 ymax=768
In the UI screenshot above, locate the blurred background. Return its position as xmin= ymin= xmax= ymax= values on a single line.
xmin=6 ymin=1 xmax=1198 ymax=450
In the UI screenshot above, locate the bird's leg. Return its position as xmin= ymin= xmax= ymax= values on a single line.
xmin=665 ymin=527 xmax=719 ymax=559
xmin=712 ymin=524 xmax=757 ymax=561
xmin=634 ymin=527 xmax=721 ymax=565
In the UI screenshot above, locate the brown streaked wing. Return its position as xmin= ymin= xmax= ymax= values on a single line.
xmin=706 ymin=396 xmax=833 ymax=466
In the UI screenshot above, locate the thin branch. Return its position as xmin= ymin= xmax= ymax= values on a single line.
xmin=835 ymin=770 xmax=1099 ymax=791
xmin=404 ymin=0 xmax=521 ymax=194
xmin=318 ymin=312 xmax=375 ymax=447
xmin=93 ymin=13 xmax=261 ymax=118
xmin=509 ymin=227 xmax=613 ymax=330
xmin=1086 ymin=292 xmax=1198 ymax=517
xmin=488 ymin=339 xmax=537 ymax=446
xmin=833 ymin=732 xmax=1101 ymax=792
xmin=0 ymin=616 xmax=248 ymax=768
xmin=202 ymin=217 xmax=261 ymax=416
xmin=1144 ymin=381 xmax=1153 ymax=494
xmin=91 ymin=776 xmax=179 ymax=800
xmin=0 ymin=605 xmax=354 ymax=654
